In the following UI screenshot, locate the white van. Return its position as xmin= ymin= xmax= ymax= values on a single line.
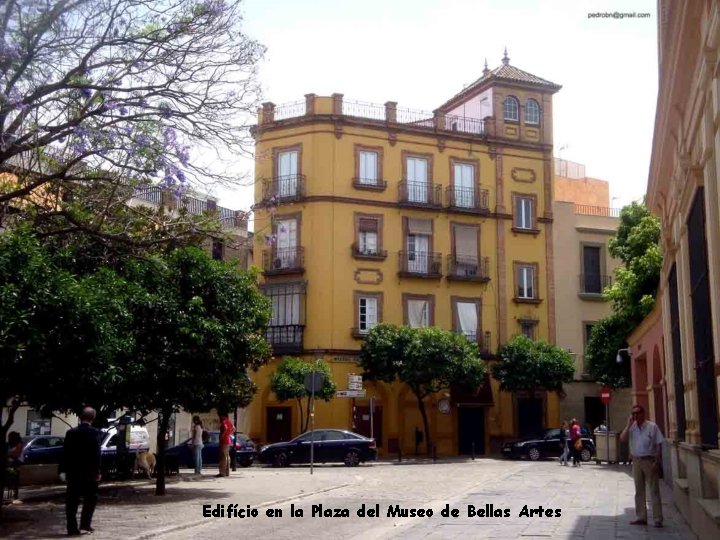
xmin=101 ymin=425 xmax=150 ymax=454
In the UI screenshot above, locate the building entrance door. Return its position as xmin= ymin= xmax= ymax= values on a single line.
xmin=354 ymin=405 xmax=383 ymax=448
xmin=266 ymin=406 xmax=292 ymax=444
xmin=517 ymin=397 xmax=544 ymax=436
xmin=457 ymin=406 xmax=485 ymax=455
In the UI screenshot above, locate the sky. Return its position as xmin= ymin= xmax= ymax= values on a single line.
xmin=213 ymin=0 xmax=658 ymax=218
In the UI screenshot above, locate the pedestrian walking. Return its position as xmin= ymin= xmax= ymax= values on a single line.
xmin=216 ymin=412 xmax=234 ymax=477
xmin=620 ymin=404 xmax=664 ymax=528
xmin=60 ymin=406 xmax=102 ymax=537
xmin=559 ymin=421 xmax=569 ymax=466
xmin=569 ymin=418 xmax=582 ymax=467
xmin=191 ymin=415 xmax=204 ymax=475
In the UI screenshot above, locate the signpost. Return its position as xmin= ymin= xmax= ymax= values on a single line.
xmin=600 ymin=386 xmax=612 ymax=464
xmin=336 ymin=390 xmax=366 ymax=398
xmin=304 ymin=371 xmax=325 ymax=475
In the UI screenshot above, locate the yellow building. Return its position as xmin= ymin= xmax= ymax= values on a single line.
xmin=639 ymin=1 xmax=720 ymax=536
xmin=249 ymin=53 xmax=561 ymax=456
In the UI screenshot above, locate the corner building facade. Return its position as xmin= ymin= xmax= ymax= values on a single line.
xmin=248 ymin=56 xmax=561 ymax=456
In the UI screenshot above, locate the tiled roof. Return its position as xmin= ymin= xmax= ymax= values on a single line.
xmin=438 ymin=57 xmax=561 ymax=111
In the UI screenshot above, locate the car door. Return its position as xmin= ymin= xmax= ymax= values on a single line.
xmin=543 ymin=429 xmax=562 ymax=456
xmin=203 ymin=432 xmax=220 ymax=464
xmin=320 ymin=431 xmax=348 ymax=462
xmin=293 ymin=432 xmax=323 ymax=463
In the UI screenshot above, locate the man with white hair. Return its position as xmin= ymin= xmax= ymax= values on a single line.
xmin=60 ymin=406 xmax=102 ymax=536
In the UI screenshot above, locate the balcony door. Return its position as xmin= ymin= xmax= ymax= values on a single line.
xmin=277 ymin=150 xmax=298 ymax=197
xmin=453 ymin=163 xmax=474 ymax=208
xmin=582 ymin=245 xmax=601 ymax=293
xmin=407 ymin=234 xmax=429 ymax=273
xmin=406 ymin=157 xmax=428 ymax=203
xmin=275 ymin=218 xmax=297 ymax=269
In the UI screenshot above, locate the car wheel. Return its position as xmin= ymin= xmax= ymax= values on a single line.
xmin=581 ymin=447 xmax=592 ymax=462
xmin=273 ymin=451 xmax=289 ymax=468
xmin=528 ymin=447 xmax=541 ymax=461
xmin=238 ymin=456 xmax=252 ymax=468
xmin=344 ymin=450 xmax=360 ymax=467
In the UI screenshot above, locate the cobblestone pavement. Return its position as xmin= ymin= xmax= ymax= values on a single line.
xmin=1 ymin=459 xmax=696 ymax=540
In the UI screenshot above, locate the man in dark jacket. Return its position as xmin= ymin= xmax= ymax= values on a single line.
xmin=60 ymin=407 xmax=102 ymax=536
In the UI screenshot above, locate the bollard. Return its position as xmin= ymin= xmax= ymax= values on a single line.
xmin=472 ymin=442 xmax=475 ymax=461
xmin=432 ymin=445 xmax=437 ymax=463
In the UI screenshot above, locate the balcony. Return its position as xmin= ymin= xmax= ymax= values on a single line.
xmin=261 ymin=174 xmax=306 ymax=204
xmin=578 ymin=273 xmax=612 ymax=297
xmin=447 ymin=256 xmax=490 ymax=282
xmin=351 ymin=326 xmax=375 ymax=339
xmin=446 ymin=186 xmax=490 ymax=214
xmin=352 ymin=178 xmax=387 ymax=192
xmin=266 ymin=325 xmax=304 ymax=354
xmin=457 ymin=330 xmax=492 ymax=355
xmin=398 ymin=181 xmax=442 ymax=208
xmin=398 ymin=251 xmax=442 ymax=278
xmin=262 ymin=247 xmax=305 ymax=276
xmin=351 ymin=243 xmax=388 ymax=261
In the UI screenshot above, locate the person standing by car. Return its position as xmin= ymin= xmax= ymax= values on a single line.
xmin=569 ymin=419 xmax=582 ymax=467
xmin=620 ymin=404 xmax=664 ymax=528
xmin=60 ymin=407 xmax=102 ymax=537
xmin=7 ymin=431 xmax=24 ymax=465
xmin=217 ymin=412 xmax=234 ymax=477
xmin=191 ymin=416 xmax=204 ymax=475
xmin=559 ymin=421 xmax=569 ymax=466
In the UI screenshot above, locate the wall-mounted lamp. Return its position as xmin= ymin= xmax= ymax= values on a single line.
xmin=616 ymin=348 xmax=631 ymax=364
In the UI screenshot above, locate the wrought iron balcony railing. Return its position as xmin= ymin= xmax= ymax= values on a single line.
xmin=261 ymin=174 xmax=306 ymax=204
xmin=398 ymin=251 xmax=442 ymax=278
xmin=266 ymin=325 xmax=304 ymax=354
xmin=457 ymin=330 xmax=492 ymax=354
xmin=398 ymin=181 xmax=442 ymax=208
xmin=447 ymin=255 xmax=490 ymax=282
xmin=446 ymin=186 xmax=490 ymax=213
xmin=262 ymin=247 xmax=305 ymax=275
xmin=351 ymin=243 xmax=388 ymax=260
xmin=579 ymin=273 xmax=612 ymax=295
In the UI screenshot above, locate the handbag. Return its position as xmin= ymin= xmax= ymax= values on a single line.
xmin=574 ymin=438 xmax=582 ymax=450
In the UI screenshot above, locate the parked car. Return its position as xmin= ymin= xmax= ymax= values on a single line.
xmin=502 ymin=428 xmax=595 ymax=462
xmin=165 ymin=431 xmax=256 ymax=471
xmin=258 ymin=429 xmax=377 ymax=467
xmin=20 ymin=435 xmax=65 ymax=465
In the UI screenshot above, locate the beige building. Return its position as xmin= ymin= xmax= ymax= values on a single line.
xmin=637 ymin=1 xmax=720 ymax=537
xmin=552 ymin=160 xmax=631 ymax=430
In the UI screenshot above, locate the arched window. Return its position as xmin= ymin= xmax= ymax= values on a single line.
xmin=503 ymin=97 xmax=519 ymax=122
xmin=525 ymin=99 xmax=540 ymax=125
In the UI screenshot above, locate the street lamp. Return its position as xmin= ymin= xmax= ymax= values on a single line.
xmin=616 ymin=348 xmax=631 ymax=364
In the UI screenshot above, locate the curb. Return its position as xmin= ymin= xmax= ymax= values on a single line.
xmin=130 ymin=482 xmax=354 ymax=540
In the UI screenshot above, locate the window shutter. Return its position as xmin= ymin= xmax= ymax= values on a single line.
xmin=454 ymin=225 xmax=478 ymax=258
xmin=407 ymin=218 xmax=432 ymax=235
xmin=359 ymin=218 xmax=378 ymax=233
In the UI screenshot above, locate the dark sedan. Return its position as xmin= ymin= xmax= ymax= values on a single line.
xmin=165 ymin=431 xmax=256 ymax=470
xmin=258 ymin=429 xmax=377 ymax=467
xmin=502 ymin=428 xmax=595 ymax=462
xmin=20 ymin=435 xmax=65 ymax=464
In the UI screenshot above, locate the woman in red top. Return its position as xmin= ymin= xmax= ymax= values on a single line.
xmin=569 ymin=419 xmax=582 ymax=467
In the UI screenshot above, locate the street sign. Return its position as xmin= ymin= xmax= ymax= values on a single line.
xmin=336 ymin=390 xmax=366 ymax=398
xmin=304 ymin=372 xmax=325 ymax=393
xmin=348 ymin=382 xmax=364 ymax=391
xmin=348 ymin=374 xmax=363 ymax=383
xmin=600 ymin=386 xmax=611 ymax=404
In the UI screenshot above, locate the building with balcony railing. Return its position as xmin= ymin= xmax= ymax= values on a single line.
xmin=248 ymin=51 xmax=561 ymax=456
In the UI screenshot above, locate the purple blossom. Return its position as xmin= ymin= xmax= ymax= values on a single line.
xmin=177 ymin=146 xmax=190 ymax=167
xmin=176 ymin=169 xmax=186 ymax=183
xmin=159 ymin=103 xmax=172 ymax=119
xmin=119 ymin=106 xmax=128 ymax=116
xmin=80 ymin=87 xmax=92 ymax=98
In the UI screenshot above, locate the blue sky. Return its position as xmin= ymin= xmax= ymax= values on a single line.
xmin=215 ymin=0 xmax=658 ymax=216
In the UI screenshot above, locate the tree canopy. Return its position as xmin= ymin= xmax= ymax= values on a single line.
xmin=1 ymin=0 xmax=263 ymax=248
xmin=359 ymin=324 xmax=486 ymax=454
xmin=585 ymin=201 xmax=662 ymax=389
xmin=269 ymin=356 xmax=337 ymax=434
xmin=491 ymin=335 xmax=575 ymax=394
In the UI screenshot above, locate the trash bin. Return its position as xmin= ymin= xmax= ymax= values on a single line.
xmin=594 ymin=430 xmax=619 ymax=463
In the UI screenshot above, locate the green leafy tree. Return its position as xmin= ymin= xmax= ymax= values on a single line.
xmin=359 ymin=324 xmax=486 ymax=455
xmin=585 ymin=201 xmax=662 ymax=389
xmin=491 ymin=335 xmax=575 ymax=394
xmin=269 ymin=357 xmax=337 ymax=433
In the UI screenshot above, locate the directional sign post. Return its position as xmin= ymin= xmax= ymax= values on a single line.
xmin=336 ymin=390 xmax=366 ymax=398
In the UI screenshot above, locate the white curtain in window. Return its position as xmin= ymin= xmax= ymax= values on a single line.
xmin=276 ymin=218 xmax=297 ymax=268
xmin=457 ymin=302 xmax=478 ymax=336
xmin=271 ymin=293 xmax=300 ymax=325
xmin=359 ymin=231 xmax=378 ymax=254
xmin=407 ymin=299 xmax=428 ymax=327
xmin=454 ymin=225 xmax=477 ymax=258
xmin=407 ymin=157 xmax=428 ymax=202
xmin=359 ymin=151 xmax=378 ymax=183
xmin=278 ymin=150 xmax=298 ymax=196
xmin=453 ymin=164 xmax=474 ymax=207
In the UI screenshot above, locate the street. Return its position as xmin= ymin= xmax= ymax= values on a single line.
xmin=1 ymin=458 xmax=695 ymax=539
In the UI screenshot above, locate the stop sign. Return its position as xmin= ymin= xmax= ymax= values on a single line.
xmin=600 ymin=386 xmax=612 ymax=404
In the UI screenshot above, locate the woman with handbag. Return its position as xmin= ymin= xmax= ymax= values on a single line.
xmin=569 ymin=419 xmax=582 ymax=467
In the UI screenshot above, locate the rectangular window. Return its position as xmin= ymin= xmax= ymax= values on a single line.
xmin=406 ymin=218 xmax=432 ymax=274
xmin=583 ymin=323 xmax=595 ymax=353
xmin=358 ymin=297 xmax=378 ymax=333
xmin=211 ymin=240 xmax=224 ymax=261
xmin=520 ymin=321 xmax=536 ymax=340
xmin=406 ymin=157 xmax=428 ymax=203
xmin=514 ymin=196 xmax=533 ymax=229
xmin=452 ymin=224 xmax=479 ymax=276
xmin=26 ymin=410 xmax=51 ymax=436
xmin=277 ymin=149 xmax=299 ymax=197
xmin=358 ymin=151 xmax=378 ymax=184
xmin=358 ymin=218 xmax=379 ymax=255
xmin=517 ymin=265 xmax=535 ymax=299
xmin=274 ymin=218 xmax=298 ymax=269
xmin=453 ymin=298 xmax=480 ymax=342
xmin=263 ymin=282 xmax=306 ymax=346
xmin=407 ymin=299 xmax=429 ymax=327
xmin=582 ymin=245 xmax=602 ymax=293
xmin=453 ymin=163 xmax=475 ymax=208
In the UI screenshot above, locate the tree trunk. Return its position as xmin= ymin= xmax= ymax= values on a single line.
xmin=414 ymin=393 xmax=432 ymax=456
xmin=0 ymin=403 xmax=20 ymax=521
xmin=154 ymin=408 xmax=171 ymax=496
xmin=296 ymin=398 xmax=306 ymax=433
